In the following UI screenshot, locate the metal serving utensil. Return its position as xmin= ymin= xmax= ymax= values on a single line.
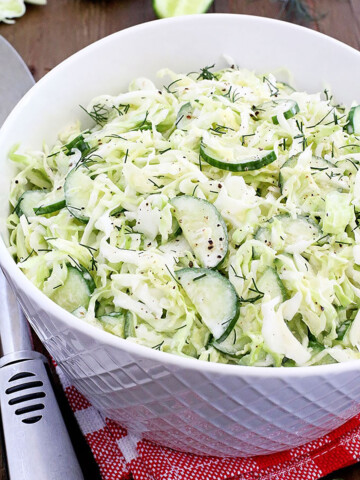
xmin=0 ymin=35 xmax=84 ymax=480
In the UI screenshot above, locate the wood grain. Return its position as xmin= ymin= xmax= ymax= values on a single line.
xmin=0 ymin=1 xmax=360 ymax=479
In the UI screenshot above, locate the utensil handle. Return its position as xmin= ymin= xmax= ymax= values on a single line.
xmin=0 ymin=354 xmax=84 ymax=480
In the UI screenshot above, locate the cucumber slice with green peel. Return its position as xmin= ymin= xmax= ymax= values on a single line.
xmin=14 ymin=190 xmax=47 ymax=217
xmin=167 ymin=217 xmax=182 ymax=241
xmin=257 ymin=267 xmax=287 ymax=301
xmin=255 ymin=214 xmax=322 ymax=251
xmin=200 ymin=140 xmax=277 ymax=172
xmin=15 ymin=190 xmax=67 ymax=217
xmin=34 ymin=199 xmax=66 ymax=216
xmin=110 ymin=205 xmax=124 ymax=217
xmin=175 ymin=102 xmax=193 ymax=130
xmin=279 ymin=154 xmax=340 ymax=198
xmin=259 ymin=99 xmax=300 ymax=125
xmin=124 ymin=311 xmax=135 ymax=338
xmin=64 ymin=166 xmax=94 ymax=222
xmin=278 ymin=156 xmax=298 ymax=193
xmin=153 ymin=0 xmax=214 ymax=18
xmin=99 ymin=312 xmax=126 ymax=337
xmin=212 ymin=328 xmax=250 ymax=358
xmin=170 ymin=195 xmax=228 ymax=268
xmin=176 ymin=268 xmax=240 ymax=342
xmin=345 ymin=105 xmax=360 ymax=135
xmin=51 ymin=265 xmax=95 ymax=312
xmin=65 ymin=134 xmax=91 ymax=156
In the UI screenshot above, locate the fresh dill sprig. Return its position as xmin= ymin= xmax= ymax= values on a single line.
xmin=339 ymin=144 xmax=360 ymax=150
xmin=80 ymin=104 xmax=109 ymax=126
xmin=193 ymin=273 xmax=207 ymax=282
xmin=307 ymin=107 xmax=334 ymax=128
xmin=175 ymin=114 xmax=184 ymax=128
xmin=113 ymin=104 xmax=130 ymax=116
xmin=165 ymin=264 xmax=181 ymax=285
xmin=239 ymin=279 xmax=264 ymax=304
xmin=68 ymin=255 xmax=82 ymax=271
xmin=79 ymin=243 xmax=98 ymax=271
xmin=230 ymin=265 xmax=245 ymax=280
xmin=192 ymin=184 xmax=199 ymax=196
xmin=159 ymin=147 xmax=171 ymax=155
xmin=152 ymin=340 xmax=164 ymax=351
xmin=294 ymin=120 xmax=307 ymax=150
xmin=19 ymin=249 xmax=35 ymax=263
xmin=105 ymin=134 xmax=127 ymax=140
xmin=148 ymin=178 xmax=164 ymax=189
xmin=263 ymin=76 xmax=279 ymax=97
xmin=197 ymin=64 xmax=217 ymax=81
xmin=241 ymin=133 xmax=256 ymax=146
xmin=164 ymin=79 xmax=181 ymax=94
xmin=222 ymin=85 xmax=240 ymax=103
xmin=210 ymin=124 xmax=235 ymax=136
xmin=133 ymin=111 xmax=152 ymax=131
xmin=323 ymin=89 xmax=332 ymax=102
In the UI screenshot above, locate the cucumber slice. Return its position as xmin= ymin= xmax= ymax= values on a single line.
xmin=124 ymin=311 xmax=135 ymax=338
xmin=65 ymin=134 xmax=91 ymax=156
xmin=167 ymin=217 xmax=182 ymax=242
xmin=257 ymin=267 xmax=287 ymax=301
xmin=346 ymin=106 xmax=360 ymax=135
xmin=255 ymin=214 xmax=321 ymax=251
xmin=212 ymin=328 xmax=249 ymax=358
xmin=64 ymin=166 xmax=94 ymax=222
xmin=177 ymin=268 xmax=240 ymax=342
xmin=14 ymin=190 xmax=47 ymax=217
xmin=170 ymin=195 xmax=228 ymax=268
xmin=278 ymin=156 xmax=298 ymax=193
xmin=200 ymin=140 xmax=276 ymax=172
xmin=153 ymin=0 xmax=213 ymax=18
xmin=34 ymin=200 xmax=66 ymax=216
xmin=279 ymin=154 xmax=341 ymax=210
xmin=99 ymin=312 xmax=126 ymax=337
xmin=110 ymin=206 xmax=124 ymax=217
xmin=259 ymin=99 xmax=299 ymax=125
xmin=51 ymin=265 xmax=95 ymax=312
xmin=15 ymin=190 xmax=66 ymax=217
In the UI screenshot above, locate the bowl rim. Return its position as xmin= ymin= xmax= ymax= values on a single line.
xmin=1 ymin=13 xmax=360 ymax=378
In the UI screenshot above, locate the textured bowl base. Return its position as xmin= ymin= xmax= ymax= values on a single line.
xmin=62 ymin=348 xmax=360 ymax=457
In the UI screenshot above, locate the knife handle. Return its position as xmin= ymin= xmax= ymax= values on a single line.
xmin=0 ymin=354 xmax=84 ymax=480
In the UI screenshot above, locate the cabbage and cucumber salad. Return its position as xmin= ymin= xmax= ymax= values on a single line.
xmin=7 ymin=64 xmax=360 ymax=367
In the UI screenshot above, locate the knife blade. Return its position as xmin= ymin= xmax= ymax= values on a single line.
xmin=0 ymin=36 xmax=34 ymax=125
xmin=0 ymin=36 xmax=84 ymax=480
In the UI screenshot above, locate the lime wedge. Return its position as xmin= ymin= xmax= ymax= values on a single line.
xmin=153 ymin=0 xmax=214 ymax=18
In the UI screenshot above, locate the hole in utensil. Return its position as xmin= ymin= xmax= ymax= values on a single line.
xmin=22 ymin=416 xmax=42 ymax=424
xmin=9 ymin=372 xmax=35 ymax=382
xmin=5 ymin=381 xmax=43 ymax=395
xmin=8 ymin=391 xmax=46 ymax=406
xmin=15 ymin=404 xmax=44 ymax=415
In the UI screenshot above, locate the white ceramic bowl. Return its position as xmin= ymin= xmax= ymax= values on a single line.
xmin=1 ymin=14 xmax=360 ymax=457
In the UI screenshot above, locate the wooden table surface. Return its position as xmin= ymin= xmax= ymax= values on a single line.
xmin=1 ymin=1 xmax=360 ymax=479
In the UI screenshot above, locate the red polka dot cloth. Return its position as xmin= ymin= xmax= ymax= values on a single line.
xmin=57 ymin=366 xmax=360 ymax=480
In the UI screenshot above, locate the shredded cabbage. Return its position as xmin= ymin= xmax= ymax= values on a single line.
xmin=8 ymin=64 xmax=360 ymax=367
